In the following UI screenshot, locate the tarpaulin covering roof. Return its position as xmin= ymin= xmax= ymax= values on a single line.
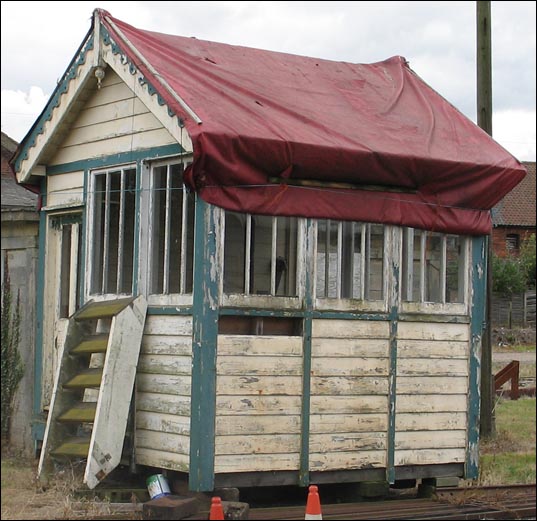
xmin=100 ymin=10 xmax=526 ymax=235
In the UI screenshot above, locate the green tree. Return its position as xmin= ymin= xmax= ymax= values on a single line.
xmin=492 ymin=253 xmax=526 ymax=297
xmin=519 ymin=234 xmax=536 ymax=289
xmin=1 ymin=257 xmax=24 ymax=440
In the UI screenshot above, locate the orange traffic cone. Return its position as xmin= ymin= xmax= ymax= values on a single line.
xmin=209 ymin=496 xmax=225 ymax=520
xmin=305 ymin=484 xmax=322 ymax=520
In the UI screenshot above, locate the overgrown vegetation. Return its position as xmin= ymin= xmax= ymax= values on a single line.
xmin=493 ymin=233 xmax=536 ymax=296
xmin=1 ymin=257 xmax=24 ymax=441
xmin=479 ymin=397 xmax=536 ymax=485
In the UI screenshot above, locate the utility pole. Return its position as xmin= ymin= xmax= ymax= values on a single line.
xmin=476 ymin=0 xmax=495 ymax=437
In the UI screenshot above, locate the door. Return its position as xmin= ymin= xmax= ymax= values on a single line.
xmin=41 ymin=213 xmax=82 ymax=411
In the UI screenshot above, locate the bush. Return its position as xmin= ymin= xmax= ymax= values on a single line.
xmin=1 ymin=258 xmax=24 ymax=441
xmin=492 ymin=253 xmax=527 ymax=297
xmin=519 ymin=234 xmax=536 ymax=289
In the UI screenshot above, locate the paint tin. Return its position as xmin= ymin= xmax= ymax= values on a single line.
xmin=146 ymin=474 xmax=171 ymax=499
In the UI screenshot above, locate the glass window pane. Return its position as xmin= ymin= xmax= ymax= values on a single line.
xmin=105 ymin=172 xmax=121 ymax=293
xmin=252 ymin=215 xmax=273 ymax=295
xmin=446 ymin=235 xmax=463 ymax=303
xmin=120 ymin=169 xmax=136 ymax=293
xmin=168 ymin=165 xmax=184 ymax=294
xmin=91 ymin=174 xmax=106 ymax=293
xmin=425 ymin=233 xmax=442 ymax=302
xmin=275 ymin=216 xmax=298 ymax=297
xmin=150 ymin=166 xmax=167 ymax=294
xmin=366 ymin=224 xmax=384 ymax=300
xmin=224 ymin=212 xmax=246 ymax=293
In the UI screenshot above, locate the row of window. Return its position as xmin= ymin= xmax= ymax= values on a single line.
xmin=87 ymin=160 xmax=467 ymax=305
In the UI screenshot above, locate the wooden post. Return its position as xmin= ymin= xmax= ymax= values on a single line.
xmin=477 ymin=0 xmax=495 ymax=437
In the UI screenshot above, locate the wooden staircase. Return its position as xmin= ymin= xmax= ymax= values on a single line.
xmin=38 ymin=296 xmax=147 ymax=489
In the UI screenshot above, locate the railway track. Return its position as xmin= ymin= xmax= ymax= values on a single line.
xmin=186 ymin=483 xmax=536 ymax=520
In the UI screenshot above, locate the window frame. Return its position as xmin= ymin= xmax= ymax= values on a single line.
xmin=400 ymin=228 xmax=470 ymax=315
xmin=313 ymin=219 xmax=389 ymax=312
xmin=220 ymin=209 xmax=305 ymax=310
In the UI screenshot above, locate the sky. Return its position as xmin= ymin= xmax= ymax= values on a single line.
xmin=1 ymin=1 xmax=535 ymax=162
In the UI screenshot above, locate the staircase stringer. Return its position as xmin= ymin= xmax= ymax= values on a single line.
xmin=37 ymin=318 xmax=92 ymax=483
xmin=83 ymin=295 xmax=147 ymax=489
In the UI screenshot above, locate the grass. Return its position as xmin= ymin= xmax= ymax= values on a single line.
xmin=495 ymin=344 xmax=536 ymax=353
xmin=478 ymin=397 xmax=536 ymax=485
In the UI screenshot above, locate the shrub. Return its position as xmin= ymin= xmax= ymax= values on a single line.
xmin=1 ymin=257 xmax=24 ymax=441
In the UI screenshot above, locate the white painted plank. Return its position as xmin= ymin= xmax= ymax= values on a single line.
xmin=47 ymin=171 xmax=84 ymax=193
xmin=310 ymin=413 xmax=388 ymax=434
xmin=397 ymin=322 xmax=470 ymax=341
xmin=309 ymin=450 xmax=386 ymax=471
xmin=50 ymin=128 xmax=176 ymax=166
xmin=138 ymin=354 xmax=191 ymax=375
xmin=397 ymin=394 xmax=467 ymax=413
xmin=84 ymin=81 xmax=135 ymax=108
xmin=216 ymin=375 xmax=302 ymax=395
xmin=144 ymin=316 xmax=193 ymax=336
xmin=311 ymin=376 xmax=389 ymax=395
xmin=396 ymin=412 xmax=467 ymax=431
xmin=394 ymin=448 xmax=466 ymax=466
xmin=141 ymin=335 xmax=192 ymax=356
xmin=136 ymin=411 xmax=190 ymax=435
xmin=311 ymin=357 xmax=389 ymax=377
xmin=396 ymin=377 xmax=468 ymax=394
xmin=217 ymin=356 xmax=302 ymax=376
xmin=312 ymin=338 xmax=389 ymax=358
xmin=216 ymin=395 xmax=302 ymax=415
xmin=136 ymin=373 xmax=191 ymax=395
xmin=137 ymin=392 xmax=190 ymax=415
xmin=309 ymin=432 xmax=386 ymax=453
xmin=61 ymin=112 xmax=165 ymax=148
xmin=215 ymin=415 xmax=301 ymax=436
xmin=135 ymin=448 xmax=189 ymax=472
xmin=136 ymin=429 xmax=189 ymax=455
xmin=397 ymin=340 xmax=468 ymax=359
xmin=397 ymin=358 xmax=468 ymax=377
xmin=310 ymin=395 xmax=388 ymax=414
xmin=215 ymin=434 xmax=301 ymax=455
xmin=395 ymin=430 xmax=466 ymax=450
xmin=312 ymin=320 xmax=390 ymax=339
xmin=85 ymin=295 xmax=147 ymax=489
xmin=218 ymin=335 xmax=302 ymax=356
xmin=73 ymin=98 xmax=150 ymax=128
xmin=214 ymin=453 xmax=300 ymax=473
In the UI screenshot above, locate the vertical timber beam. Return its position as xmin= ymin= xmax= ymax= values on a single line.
xmin=32 ymin=178 xmax=48 ymax=448
xmin=386 ymin=226 xmax=401 ymax=484
xmin=190 ymin=197 xmax=220 ymax=492
xmin=299 ymin=218 xmax=315 ymax=486
xmin=467 ymin=236 xmax=487 ymax=479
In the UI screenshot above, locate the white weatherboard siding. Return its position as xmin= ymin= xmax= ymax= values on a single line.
xmin=49 ymin=71 xmax=176 ymax=167
xmin=394 ymin=322 xmax=469 ymax=466
xmin=309 ymin=319 xmax=390 ymax=471
xmin=135 ymin=315 xmax=192 ymax=471
xmin=214 ymin=335 xmax=303 ymax=473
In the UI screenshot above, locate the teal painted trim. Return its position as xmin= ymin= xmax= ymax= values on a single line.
xmin=219 ymin=307 xmax=388 ymax=321
xmin=386 ymin=261 xmax=400 ymax=485
xmin=310 ymin=311 xmax=388 ymax=320
xmin=46 ymin=144 xmax=185 ymax=176
xmin=14 ymin=33 xmax=94 ymax=173
xmin=299 ymin=219 xmax=315 ymax=486
xmin=100 ymin=24 xmax=186 ymax=129
xmin=148 ymin=306 xmax=193 ymax=315
xmin=78 ymin=170 xmax=88 ymax=308
xmin=132 ymin=161 xmax=142 ymax=296
xmin=466 ymin=236 xmax=487 ymax=479
xmin=189 ymin=197 xmax=219 ymax=492
xmin=32 ymin=179 xmax=47 ymax=441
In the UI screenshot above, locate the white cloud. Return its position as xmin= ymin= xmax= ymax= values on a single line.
xmin=1 ymin=87 xmax=49 ymax=142
xmin=493 ymin=109 xmax=537 ymax=163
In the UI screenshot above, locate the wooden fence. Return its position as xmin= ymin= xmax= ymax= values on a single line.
xmin=491 ymin=290 xmax=536 ymax=328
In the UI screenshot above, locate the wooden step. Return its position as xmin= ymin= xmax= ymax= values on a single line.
xmin=64 ymin=368 xmax=103 ymax=389
xmin=74 ymin=297 xmax=135 ymax=321
xmin=58 ymin=402 xmax=97 ymax=423
xmin=71 ymin=335 xmax=109 ymax=355
xmin=51 ymin=436 xmax=90 ymax=458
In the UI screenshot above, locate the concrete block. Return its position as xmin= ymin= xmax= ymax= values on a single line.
xmin=223 ymin=501 xmax=249 ymax=520
xmin=142 ymin=495 xmax=200 ymax=520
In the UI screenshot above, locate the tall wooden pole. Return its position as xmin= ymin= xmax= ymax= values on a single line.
xmin=477 ymin=0 xmax=495 ymax=437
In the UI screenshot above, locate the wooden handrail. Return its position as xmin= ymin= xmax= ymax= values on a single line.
xmin=494 ymin=360 xmax=520 ymax=400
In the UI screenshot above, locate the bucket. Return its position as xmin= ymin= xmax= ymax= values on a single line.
xmin=146 ymin=474 xmax=171 ymax=500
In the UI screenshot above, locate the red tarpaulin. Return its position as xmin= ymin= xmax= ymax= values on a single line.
xmin=100 ymin=10 xmax=526 ymax=235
